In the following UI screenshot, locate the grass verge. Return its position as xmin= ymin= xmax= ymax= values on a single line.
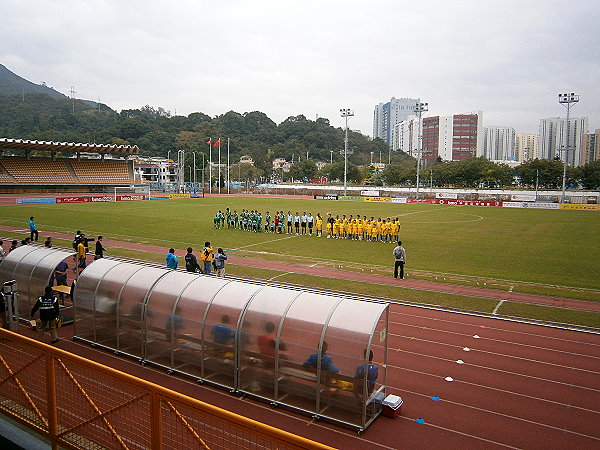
xmin=498 ymin=302 xmax=600 ymax=329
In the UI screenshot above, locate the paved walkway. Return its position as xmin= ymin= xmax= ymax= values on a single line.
xmin=2 ymin=224 xmax=599 ymax=313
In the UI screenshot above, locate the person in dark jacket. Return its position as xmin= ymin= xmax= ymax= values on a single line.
xmin=185 ymin=247 xmax=199 ymax=273
xmin=95 ymin=236 xmax=107 ymax=259
xmin=30 ymin=286 xmax=60 ymax=343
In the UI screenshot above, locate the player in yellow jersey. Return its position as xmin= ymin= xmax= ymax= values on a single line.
xmin=351 ymin=219 xmax=358 ymax=240
xmin=390 ymin=219 xmax=399 ymax=244
xmin=333 ymin=216 xmax=340 ymax=238
xmin=316 ymin=214 xmax=323 ymax=237
xmin=370 ymin=220 xmax=378 ymax=241
xmin=357 ymin=219 xmax=364 ymax=240
xmin=375 ymin=218 xmax=383 ymax=242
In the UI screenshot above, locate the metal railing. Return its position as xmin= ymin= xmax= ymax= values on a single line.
xmin=0 ymin=328 xmax=334 ymax=450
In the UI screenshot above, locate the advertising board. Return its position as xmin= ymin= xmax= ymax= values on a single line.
xmin=510 ymin=194 xmax=537 ymax=202
xmin=391 ymin=197 xmax=408 ymax=204
xmin=16 ymin=198 xmax=56 ymax=205
xmin=361 ymin=190 xmax=380 ymax=197
xmin=365 ymin=196 xmax=391 ymax=203
xmin=314 ymin=195 xmax=338 ymax=200
xmin=435 ymin=192 xmax=459 ymax=200
xmin=560 ymin=204 xmax=600 ymax=211
xmin=116 ymin=194 xmax=147 ymax=201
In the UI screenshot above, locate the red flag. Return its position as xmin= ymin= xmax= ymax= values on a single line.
xmin=214 ymin=138 xmax=221 ymax=147
xmin=207 ymin=138 xmax=212 ymax=145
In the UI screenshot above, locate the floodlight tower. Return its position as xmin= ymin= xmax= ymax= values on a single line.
xmin=340 ymin=108 xmax=354 ymax=196
xmin=415 ymin=101 xmax=428 ymax=199
xmin=558 ymin=92 xmax=579 ymax=203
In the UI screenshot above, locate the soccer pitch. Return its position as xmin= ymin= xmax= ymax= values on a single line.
xmin=2 ymin=197 xmax=599 ymax=293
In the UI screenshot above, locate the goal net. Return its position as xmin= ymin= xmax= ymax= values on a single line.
xmin=114 ymin=185 xmax=151 ymax=202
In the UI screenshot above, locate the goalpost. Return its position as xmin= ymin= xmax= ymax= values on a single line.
xmin=114 ymin=185 xmax=151 ymax=202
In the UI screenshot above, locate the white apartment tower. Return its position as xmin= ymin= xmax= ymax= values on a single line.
xmin=515 ymin=133 xmax=539 ymax=162
xmin=483 ymin=126 xmax=516 ymax=161
xmin=539 ymin=117 xmax=589 ymax=167
xmin=373 ymin=97 xmax=419 ymax=148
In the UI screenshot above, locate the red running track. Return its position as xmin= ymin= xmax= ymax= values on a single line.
xmin=19 ymin=295 xmax=597 ymax=449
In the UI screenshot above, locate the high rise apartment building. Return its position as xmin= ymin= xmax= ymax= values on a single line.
xmin=539 ymin=117 xmax=588 ymax=167
xmin=395 ymin=112 xmax=483 ymax=164
xmin=515 ymin=133 xmax=539 ymax=162
xmin=582 ymin=129 xmax=600 ymax=164
xmin=373 ymin=97 xmax=419 ymax=148
xmin=483 ymin=126 xmax=516 ymax=161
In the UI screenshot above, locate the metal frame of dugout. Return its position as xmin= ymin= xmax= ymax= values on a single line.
xmin=72 ymin=258 xmax=389 ymax=431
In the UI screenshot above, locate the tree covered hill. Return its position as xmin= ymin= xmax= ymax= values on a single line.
xmin=0 ymin=92 xmax=394 ymax=174
xmin=0 ymin=64 xmax=68 ymax=99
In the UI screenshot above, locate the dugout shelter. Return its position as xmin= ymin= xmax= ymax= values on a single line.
xmin=73 ymin=258 xmax=389 ymax=431
xmin=0 ymin=245 xmax=75 ymax=312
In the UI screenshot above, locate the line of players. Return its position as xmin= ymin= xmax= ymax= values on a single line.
xmin=214 ymin=209 xmax=401 ymax=243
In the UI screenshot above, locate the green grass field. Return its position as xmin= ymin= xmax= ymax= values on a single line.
xmin=2 ymin=197 xmax=599 ymax=327
xmin=3 ymin=197 xmax=598 ymax=288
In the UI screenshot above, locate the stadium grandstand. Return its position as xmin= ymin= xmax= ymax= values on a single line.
xmin=0 ymin=138 xmax=140 ymax=193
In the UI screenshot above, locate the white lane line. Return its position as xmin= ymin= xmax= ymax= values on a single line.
xmin=268 ymin=272 xmax=293 ymax=281
xmin=493 ymin=300 xmax=506 ymax=315
xmin=233 ymin=235 xmax=295 ymax=250
xmin=388 ymin=349 xmax=600 ymax=402
xmin=397 ymin=387 xmax=600 ymax=442
xmin=388 ymin=324 xmax=600 ymax=360
xmin=388 ymin=311 xmax=600 ymax=348
xmin=397 ymin=415 xmax=520 ymax=449
xmin=388 ymin=333 xmax=600 ymax=375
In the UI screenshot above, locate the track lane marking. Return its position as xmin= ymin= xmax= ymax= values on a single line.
xmin=389 ymin=332 xmax=600 ymax=376
xmin=395 ymin=388 xmax=600 ymax=442
xmin=493 ymin=299 xmax=506 ymax=314
xmin=388 ymin=324 xmax=600 ymax=359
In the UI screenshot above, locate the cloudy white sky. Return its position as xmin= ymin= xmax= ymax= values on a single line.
xmin=2 ymin=0 xmax=599 ymax=136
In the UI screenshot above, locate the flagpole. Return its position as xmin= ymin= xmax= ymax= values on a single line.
xmin=209 ymin=140 xmax=212 ymax=194
xmin=227 ymin=138 xmax=230 ymax=194
xmin=218 ymin=137 xmax=221 ymax=194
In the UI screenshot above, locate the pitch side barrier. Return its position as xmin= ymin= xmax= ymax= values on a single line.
xmin=0 ymin=328 xmax=334 ymax=450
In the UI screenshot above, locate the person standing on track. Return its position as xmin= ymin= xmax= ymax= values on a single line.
xmin=214 ymin=248 xmax=227 ymax=277
xmin=185 ymin=247 xmax=200 ymax=273
xmin=201 ymin=242 xmax=214 ymax=275
xmin=393 ymin=241 xmax=406 ymax=279
xmin=95 ymin=236 xmax=107 ymax=259
xmin=28 ymin=216 xmax=38 ymax=241
xmin=30 ymin=286 xmax=60 ymax=344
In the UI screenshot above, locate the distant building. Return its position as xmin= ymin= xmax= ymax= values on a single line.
xmin=373 ymin=97 xmax=419 ymax=148
xmin=483 ymin=126 xmax=516 ymax=161
xmin=272 ymin=158 xmax=292 ymax=172
xmin=131 ymin=156 xmax=177 ymax=183
xmin=539 ymin=117 xmax=588 ymax=167
xmin=396 ymin=112 xmax=483 ymax=164
xmin=515 ymin=133 xmax=539 ymax=162
xmin=239 ymin=155 xmax=254 ymax=165
xmin=582 ymin=129 xmax=600 ymax=165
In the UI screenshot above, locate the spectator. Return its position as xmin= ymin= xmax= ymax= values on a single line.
xmin=21 ymin=237 xmax=31 ymax=246
xmin=95 ymin=236 xmax=106 ymax=260
xmin=30 ymin=286 xmax=60 ymax=344
xmin=29 ymin=216 xmax=38 ymax=241
xmin=303 ymin=341 xmax=339 ymax=374
xmin=44 ymin=237 xmax=52 ymax=248
xmin=214 ymin=248 xmax=227 ymax=277
xmin=166 ymin=248 xmax=178 ymax=270
xmin=200 ymin=242 xmax=214 ymax=275
xmin=184 ymin=247 xmax=199 ymax=273
xmin=9 ymin=240 xmax=18 ymax=252
xmin=0 ymin=240 xmax=5 ymax=263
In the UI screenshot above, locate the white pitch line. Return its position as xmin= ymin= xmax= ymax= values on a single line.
xmin=493 ymin=300 xmax=506 ymax=315
xmin=268 ymin=272 xmax=293 ymax=281
xmin=233 ymin=235 xmax=295 ymax=250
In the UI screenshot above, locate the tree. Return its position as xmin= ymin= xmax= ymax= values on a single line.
xmin=516 ymin=159 xmax=564 ymax=188
xmin=382 ymin=163 xmax=415 ymax=185
xmin=581 ymin=160 xmax=600 ymax=189
xmin=288 ymin=159 xmax=317 ymax=180
xmin=320 ymin=161 xmax=363 ymax=183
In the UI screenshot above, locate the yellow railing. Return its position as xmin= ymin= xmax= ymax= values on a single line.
xmin=0 ymin=329 xmax=334 ymax=450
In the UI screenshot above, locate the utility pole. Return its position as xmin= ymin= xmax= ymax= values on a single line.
xmin=70 ymin=86 xmax=76 ymax=115
xmin=558 ymin=92 xmax=579 ymax=203
xmin=415 ymin=101 xmax=429 ymax=199
xmin=340 ymin=108 xmax=354 ymax=196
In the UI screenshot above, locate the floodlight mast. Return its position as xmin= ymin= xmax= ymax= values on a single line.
xmin=558 ymin=92 xmax=579 ymax=204
xmin=340 ymin=108 xmax=354 ymax=196
xmin=415 ymin=101 xmax=428 ymax=199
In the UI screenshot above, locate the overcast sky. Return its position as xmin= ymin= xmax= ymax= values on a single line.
xmin=2 ymin=0 xmax=599 ymax=137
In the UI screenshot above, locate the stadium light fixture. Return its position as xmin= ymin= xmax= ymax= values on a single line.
xmin=558 ymin=92 xmax=579 ymax=203
xmin=340 ymin=108 xmax=354 ymax=196
xmin=415 ymin=101 xmax=428 ymax=199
